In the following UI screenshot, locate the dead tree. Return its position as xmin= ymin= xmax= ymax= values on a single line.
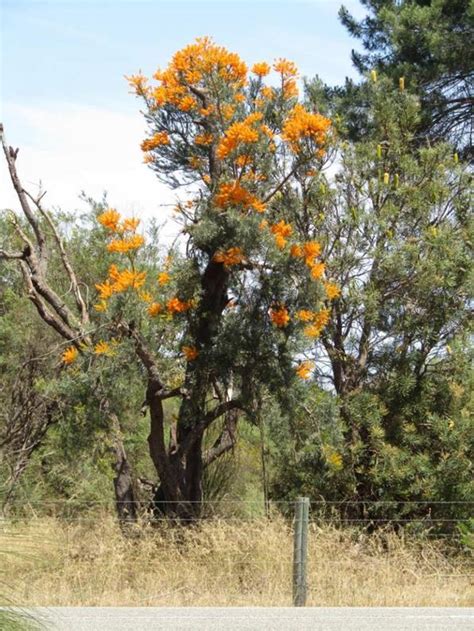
xmin=0 ymin=124 xmax=138 ymax=523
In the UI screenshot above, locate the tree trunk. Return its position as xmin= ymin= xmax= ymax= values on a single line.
xmin=110 ymin=415 xmax=138 ymax=524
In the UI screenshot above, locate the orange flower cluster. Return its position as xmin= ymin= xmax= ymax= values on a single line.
xmin=222 ymin=104 xmax=236 ymax=120
xmin=182 ymin=345 xmax=199 ymax=361
xmin=95 ymin=264 xmax=146 ymax=299
xmin=252 ymin=62 xmax=271 ymax=77
xmin=290 ymin=240 xmax=326 ymax=279
xmin=177 ymin=95 xmax=197 ymax=111
xmin=234 ymin=154 xmax=252 ymax=168
xmin=295 ymin=360 xmax=314 ymax=380
xmin=167 ymin=297 xmax=194 ymax=314
xmin=194 ymin=133 xmax=214 ymax=146
xmin=126 ymin=72 xmax=148 ymax=93
xmin=310 ymin=261 xmax=326 ymax=280
xmin=303 ymin=308 xmax=331 ymax=338
xmin=107 ymin=234 xmax=145 ymax=254
xmin=274 ymin=58 xmax=299 ymax=98
xmin=98 ymin=211 xmax=141 ymax=234
xmin=62 ymin=346 xmax=78 ymax=365
xmin=98 ymin=209 xmax=121 ymax=231
xmin=216 ymin=112 xmax=263 ymax=159
xmin=139 ymin=291 xmax=153 ymax=303
xmin=148 ymin=302 xmax=163 ymax=317
xmin=302 ymin=241 xmax=321 ymax=265
xmin=270 ymin=220 xmax=293 ymax=249
xmin=296 ymin=309 xmax=315 ymax=322
xmin=282 ymin=104 xmax=331 ymax=152
xmin=97 ymin=210 xmax=145 ymax=254
xmin=158 ymin=272 xmax=171 ymax=286
xmin=213 ymin=247 xmax=244 ymax=266
xmin=270 ymin=305 xmax=290 ymax=328
xmin=324 ymin=282 xmax=341 ymax=300
xmin=261 ymin=86 xmax=274 ymax=100
xmin=94 ymin=341 xmax=115 ymax=356
xmin=140 ymin=131 xmax=170 ymax=151
xmin=214 ymin=181 xmax=265 ymax=213
xmin=129 ymin=37 xmax=247 ymax=114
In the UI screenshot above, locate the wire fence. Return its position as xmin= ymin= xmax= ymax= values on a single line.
xmin=1 ymin=498 xmax=473 ymax=607
xmin=1 ymin=497 xmax=472 ymax=533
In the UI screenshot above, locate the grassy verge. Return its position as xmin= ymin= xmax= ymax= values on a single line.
xmin=0 ymin=609 xmax=39 ymax=631
xmin=2 ymin=515 xmax=472 ymax=607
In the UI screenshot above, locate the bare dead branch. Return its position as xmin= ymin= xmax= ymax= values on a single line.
xmin=19 ymin=261 xmax=80 ymax=343
xmin=34 ymin=203 xmax=90 ymax=326
xmin=1 ymin=124 xmax=47 ymax=260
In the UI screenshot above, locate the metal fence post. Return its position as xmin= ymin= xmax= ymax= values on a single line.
xmin=293 ymin=496 xmax=309 ymax=606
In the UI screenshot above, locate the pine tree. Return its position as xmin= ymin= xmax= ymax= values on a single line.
xmin=339 ymin=0 xmax=474 ymax=158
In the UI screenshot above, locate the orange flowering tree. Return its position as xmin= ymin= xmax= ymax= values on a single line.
xmin=4 ymin=40 xmax=337 ymax=520
xmin=88 ymin=37 xmax=338 ymax=517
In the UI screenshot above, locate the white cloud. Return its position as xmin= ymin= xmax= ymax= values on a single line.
xmin=0 ymin=102 xmax=181 ymax=240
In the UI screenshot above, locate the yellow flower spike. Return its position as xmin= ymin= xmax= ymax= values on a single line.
xmin=62 ymin=346 xmax=78 ymax=365
xmin=94 ymin=300 xmax=108 ymax=312
xmin=383 ymin=172 xmax=390 ymax=185
xmin=394 ymin=173 xmax=399 ymax=188
xmin=376 ymin=144 xmax=382 ymax=160
xmin=454 ymin=153 xmax=459 ymax=164
xmin=327 ymin=450 xmax=343 ymax=471
xmin=370 ymin=69 xmax=377 ymax=83
xmin=399 ymin=77 xmax=405 ymax=91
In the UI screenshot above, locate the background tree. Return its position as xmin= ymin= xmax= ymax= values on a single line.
xmin=269 ymin=75 xmax=473 ymax=526
xmin=339 ymin=0 xmax=474 ymax=158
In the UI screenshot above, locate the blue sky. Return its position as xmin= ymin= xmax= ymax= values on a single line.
xmin=1 ymin=0 xmax=364 ymax=227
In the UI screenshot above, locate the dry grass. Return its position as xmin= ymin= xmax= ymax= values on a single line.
xmin=1 ymin=515 xmax=472 ymax=607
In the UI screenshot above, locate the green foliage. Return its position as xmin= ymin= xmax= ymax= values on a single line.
xmin=339 ymin=0 xmax=474 ymax=157
xmin=269 ymin=75 xmax=473 ymax=527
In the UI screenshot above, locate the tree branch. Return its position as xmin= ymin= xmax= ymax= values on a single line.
xmin=1 ymin=124 xmax=47 ymax=261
